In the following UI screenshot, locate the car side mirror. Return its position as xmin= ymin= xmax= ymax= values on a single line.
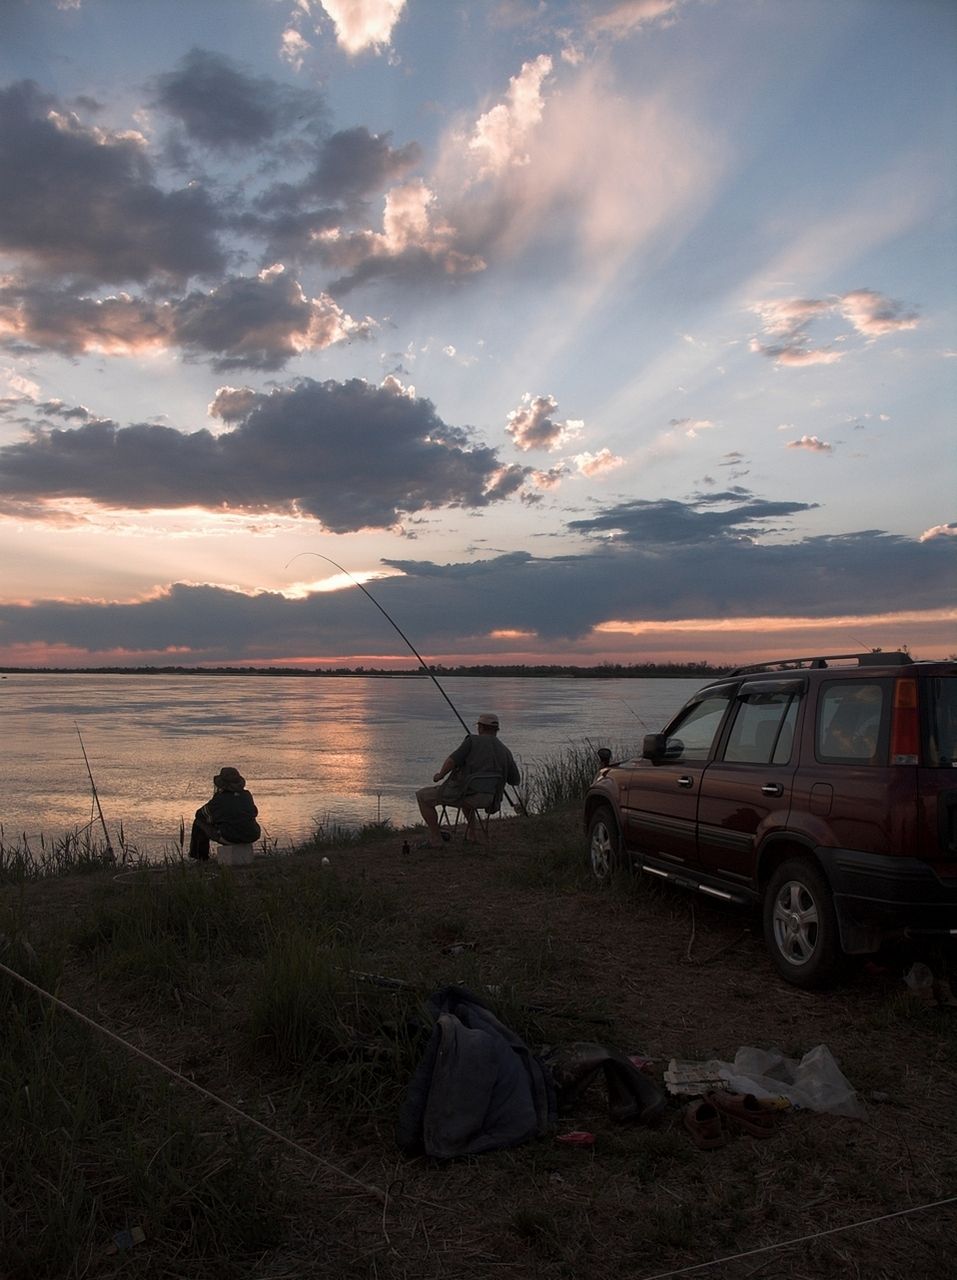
xmin=641 ymin=733 xmax=667 ymax=760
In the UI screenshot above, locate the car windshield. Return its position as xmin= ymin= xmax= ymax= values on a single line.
xmin=927 ymin=677 xmax=957 ymax=767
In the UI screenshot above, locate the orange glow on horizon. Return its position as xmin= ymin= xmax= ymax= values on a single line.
xmin=594 ymin=608 xmax=957 ymax=635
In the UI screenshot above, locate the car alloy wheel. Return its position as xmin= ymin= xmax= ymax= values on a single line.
xmin=770 ymin=878 xmax=819 ymax=966
xmin=587 ymin=805 xmax=619 ymax=881
xmin=763 ymin=857 xmax=841 ymax=987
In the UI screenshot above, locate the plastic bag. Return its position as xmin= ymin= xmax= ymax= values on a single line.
xmin=722 ymin=1044 xmax=863 ymax=1118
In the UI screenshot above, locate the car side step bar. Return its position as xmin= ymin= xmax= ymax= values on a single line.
xmin=640 ymin=864 xmax=752 ymax=906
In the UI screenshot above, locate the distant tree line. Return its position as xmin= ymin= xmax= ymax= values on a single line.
xmin=0 ymin=661 xmax=731 ymax=677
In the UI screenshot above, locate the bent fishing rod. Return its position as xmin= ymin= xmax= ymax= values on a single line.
xmin=285 ymin=552 xmax=526 ymax=813
xmin=75 ymin=723 xmax=117 ymax=859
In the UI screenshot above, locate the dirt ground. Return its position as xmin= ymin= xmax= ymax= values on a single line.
xmin=6 ymin=807 xmax=957 ymax=1279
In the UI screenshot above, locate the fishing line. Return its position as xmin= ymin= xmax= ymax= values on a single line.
xmin=0 ymin=959 xmax=386 ymax=1204
xmin=285 ymin=552 xmax=525 ymax=812
xmin=287 ymin=552 xmax=469 ymax=734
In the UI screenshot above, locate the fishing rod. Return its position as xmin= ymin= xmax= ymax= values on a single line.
xmin=285 ymin=552 xmax=526 ymax=813
xmin=75 ymin=723 xmax=117 ymax=860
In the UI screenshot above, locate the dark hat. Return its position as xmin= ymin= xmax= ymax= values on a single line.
xmin=214 ymin=766 xmax=245 ymax=790
xmin=477 ymin=713 xmax=500 ymax=728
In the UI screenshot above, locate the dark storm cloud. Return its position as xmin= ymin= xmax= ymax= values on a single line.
xmin=0 ymin=529 xmax=951 ymax=662
xmin=0 ymin=378 xmax=529 ymax=532
xmin=154 ymin=49 xmax=327 ymax=150
xmin=0 ymin=81 xmax=225 ymax=284
xmin=568 ymin=496 xmax=818 ymax=544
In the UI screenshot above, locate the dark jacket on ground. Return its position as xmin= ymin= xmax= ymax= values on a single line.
xmin=397 ymin=985 xmax=555 ymax=1160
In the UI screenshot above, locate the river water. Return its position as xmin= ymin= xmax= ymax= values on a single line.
xmin=1 ymin=673 xmax=699 ymax=856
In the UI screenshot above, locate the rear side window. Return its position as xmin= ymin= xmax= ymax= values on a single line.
xmin=816 ymin=682 xmax=886 ymax=764
xmin=926 ymin=677 xmax=957 ymax=767
xmin=723 ymin=692 xmax=799 ymax=765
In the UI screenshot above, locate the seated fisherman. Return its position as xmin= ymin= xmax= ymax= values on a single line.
xmin=415 ymin=713 xmax=520 ymax=847
xmin=188 ymin=766 xmax=261 ymax=860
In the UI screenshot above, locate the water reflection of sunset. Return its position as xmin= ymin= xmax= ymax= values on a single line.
xmin=5 ymin=671 xmax=698 ymax=855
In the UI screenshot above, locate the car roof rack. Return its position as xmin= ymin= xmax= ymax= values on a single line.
xmin=727 ymin=651 xmax=914 ymax=676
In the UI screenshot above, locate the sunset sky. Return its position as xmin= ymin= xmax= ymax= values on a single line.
xmin=1 ymin=0 xmax=954 ymax=669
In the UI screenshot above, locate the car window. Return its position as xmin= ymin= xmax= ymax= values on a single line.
xmin=665 ymin=692 xmax=732 ymax=763
xmin=723 ymin=692 xmax=799 ymax=765
xmin=816 ymin=682 xmax=886 ymax=764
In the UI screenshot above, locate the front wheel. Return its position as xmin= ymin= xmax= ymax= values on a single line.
xmin=587 ymin=805 xmax=621 ymax=882
xmin=763 ymin=857 xmax=843 ymax=987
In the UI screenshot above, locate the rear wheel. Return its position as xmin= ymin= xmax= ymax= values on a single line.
xmin=587 ymin=805 xmax=620 ymax=881
xmin=763 ymin=857 xmax=842 ymax=987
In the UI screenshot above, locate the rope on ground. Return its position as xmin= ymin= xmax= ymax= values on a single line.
xmin=0 ymin=959 xmax=387 ymax=1204
xmin=637 ymin=1195 xmax=957 ymax=1280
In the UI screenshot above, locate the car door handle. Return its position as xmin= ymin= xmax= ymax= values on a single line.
xmin=677 ymin=776 xmax=694 ymax=788
xmin=761 ymin=783 xmax=784 ymax=796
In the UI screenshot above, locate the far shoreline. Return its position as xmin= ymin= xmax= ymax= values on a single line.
xmin=0 ymin=662 xmax=728 ymax=679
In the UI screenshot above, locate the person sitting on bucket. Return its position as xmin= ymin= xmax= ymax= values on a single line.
xmin=415 ymin=713 xmax=520 ymax=847
xmin=188 ymin=766 xmax=261 ymax=860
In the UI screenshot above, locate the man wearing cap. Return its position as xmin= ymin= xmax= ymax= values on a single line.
xmin=415 ymin=714 xmax=521 ymax=847
xmin=188 ymin=766 xmax=261 ymax=860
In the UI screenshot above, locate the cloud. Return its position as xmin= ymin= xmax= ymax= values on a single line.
xmin=668 ymin=417 xmax=715 ymax=438
xmin=0 ymin=285 xmax=174 ymax=357
xmin=505 ymin=393 xmax=582 ymax=452
xmin=573 ymin=450 xmax=624 ymax=477
xmin=0 ymin=81 xmax=225 ymax=285
xmin=1 ymin=520 xmax=952 ymax=660
xmin=467 ymin=56 xmax=553 ymax=179
xmin=315 ymin=0 xmax=407 ymax=56
xmin=0 ymin=377 xmax=529 ymax=532
xmin=530 ymin=466 xmax=568 ymax=491
xmin=749 ymin=289 xmax=918 ymax=366
xmin=0 ymin=268 xmax=371 ymax=369
xmin=568 ymin=493 xmax=818 ymax=544
xmin=436 ymin=56 xmax=722 ymax=289
xmin=255 ymin=127 xmax=421 ymax=217
xmin=169 ymin=265 xmax=372 ymax=370
xmin=280 ymin=28 xmax=311 ymax=72
xmin=587 ymin=1 xmax=685 ymax=38
xmin=154 ymin=48 xmax=326 ymax=150
xmin=919 ymin=522 xmax=957 ymax=542
xmin=786 ymin=434 xmax=832 ymax=453
xmin=839 ymin=288 xmax=919 ymax=337
xmin=318 ymin=180 xmax=486 ymax=294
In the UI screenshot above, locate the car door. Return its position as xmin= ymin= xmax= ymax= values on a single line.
xmin=697 ymin=679 xmax=804 ymax=884
xmin=623 ymin=687 xmax=735 ymax=867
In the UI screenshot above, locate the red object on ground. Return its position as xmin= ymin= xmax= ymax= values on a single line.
xmin=555 ymin=1131 xmax=595 ymax=1147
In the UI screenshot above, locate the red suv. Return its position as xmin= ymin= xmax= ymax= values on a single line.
xmin=584 ymin=653 xmax=957 ymax=986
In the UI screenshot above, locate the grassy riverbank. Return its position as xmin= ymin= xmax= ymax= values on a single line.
xmin=2 ymin=798 xmax=955 ymax=1279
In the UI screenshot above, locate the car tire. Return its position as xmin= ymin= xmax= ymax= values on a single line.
xmin=763 ymin=857 xmax=842 ymax=987
xmin=587 ymin=805 xmax=620 ymax=882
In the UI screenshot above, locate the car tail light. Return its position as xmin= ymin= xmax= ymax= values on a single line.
xmin=890 ymin=677 xmax=919 ymax=765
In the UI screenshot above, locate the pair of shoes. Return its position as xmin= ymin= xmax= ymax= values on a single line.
xmin=683 ymin=1099 xmax=726 ymax=1149
xmin=704 ymin=1090 xmax=775 ymax=1138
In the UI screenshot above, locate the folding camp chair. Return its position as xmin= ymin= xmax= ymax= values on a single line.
xmin=439 ymin=772 xmax=506 ymax=843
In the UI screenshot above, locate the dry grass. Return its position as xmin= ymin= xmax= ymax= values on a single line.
xmin=2 ymin=806 xmax=955 ymax=1279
